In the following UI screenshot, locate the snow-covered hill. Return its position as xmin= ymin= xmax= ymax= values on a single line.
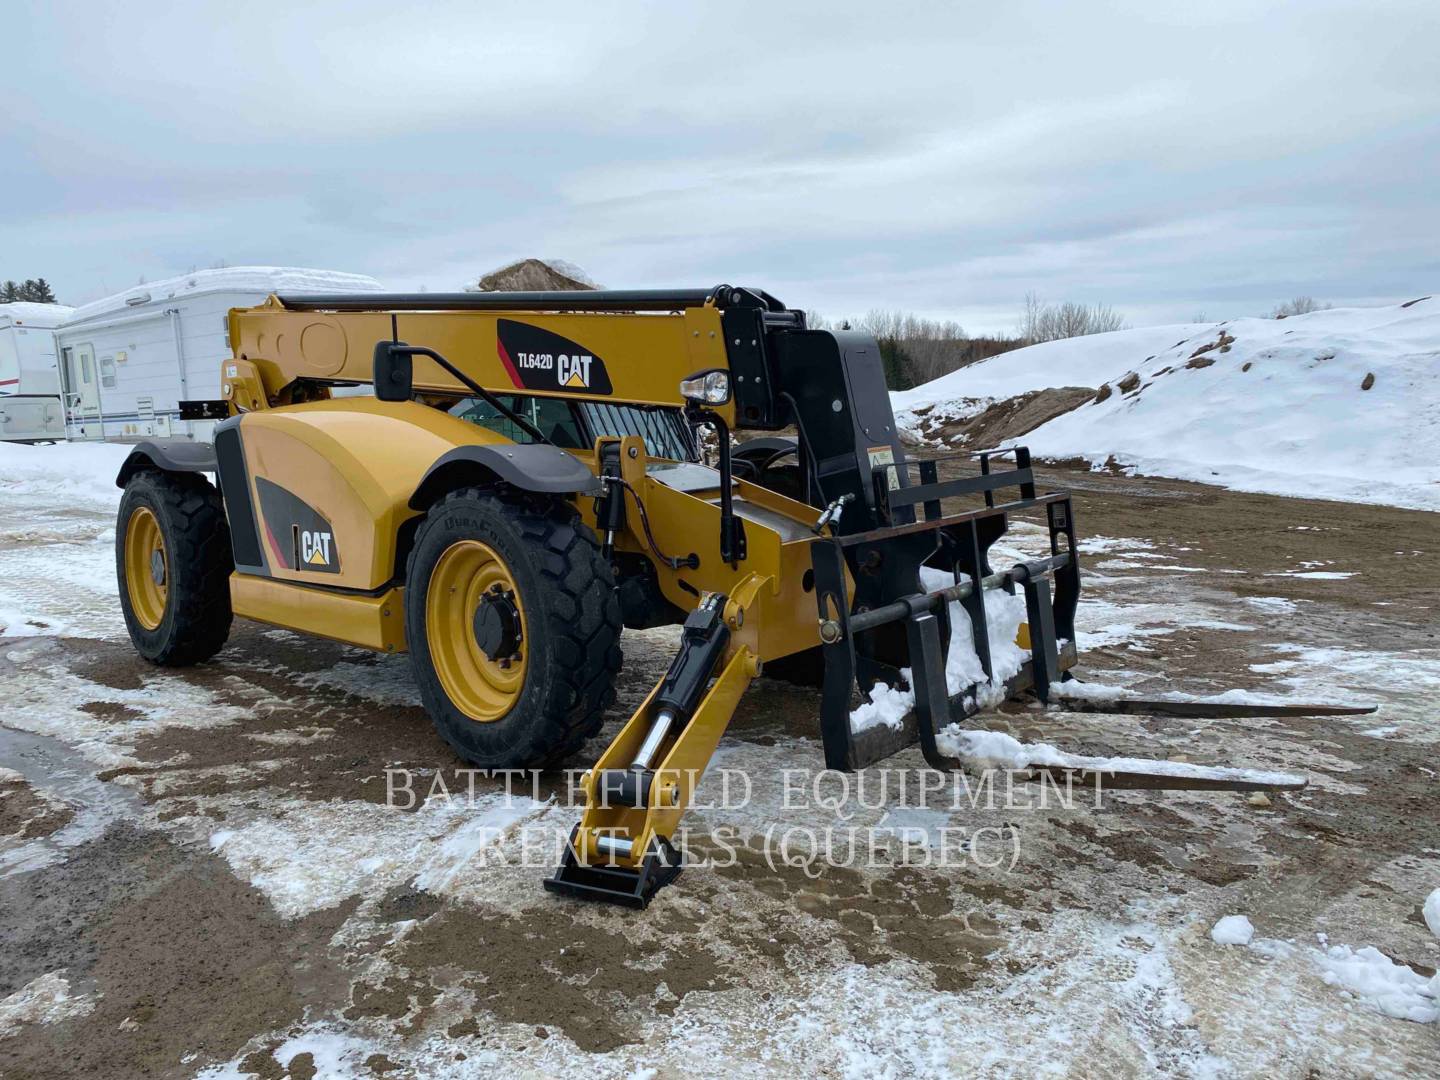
xmin=894 ymin=298 xmax=1438 ymax=512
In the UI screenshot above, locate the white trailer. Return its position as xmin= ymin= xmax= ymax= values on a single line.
xmin=52 ymin=267 xmax=383 ymax=442
xmin=0 ymin=302 xmax=76 ymax=442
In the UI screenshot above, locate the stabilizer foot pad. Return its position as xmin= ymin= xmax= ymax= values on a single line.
xmin=544 ymin=830 xmax=683 ymax=909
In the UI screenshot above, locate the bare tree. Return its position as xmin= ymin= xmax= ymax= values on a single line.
xmin=858 ymin=309 xmax=973 ymax=384
xmin=1018 ymin=293 xmax=1127 ymax=343
xmin=1271 ymin=296 xmax=1328 ymax=318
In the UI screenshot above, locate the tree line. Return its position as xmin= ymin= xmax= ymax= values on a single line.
xmin=2 ymin=278 xmax=59 ymax=304
xmin=812 ymin=295 xmax=1130 ymax=390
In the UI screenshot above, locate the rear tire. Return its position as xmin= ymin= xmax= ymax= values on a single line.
xmin=116 ymin=470 xmax=233 ymax=665
xmin=405 ymin=488 xmax=623 ymax=768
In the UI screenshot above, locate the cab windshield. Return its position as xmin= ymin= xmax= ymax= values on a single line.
xmin=448 ymin=395 xmax=697 ymax=462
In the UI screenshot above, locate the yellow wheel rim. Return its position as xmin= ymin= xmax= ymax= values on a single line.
xmin=124 ymin=505 xmax=168 ymax=631
xmin=426 ymin=540 xmax=528 ymax=723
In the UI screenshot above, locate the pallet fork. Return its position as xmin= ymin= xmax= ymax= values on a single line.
xmin=547 ymin=436 xmax=1366 ymax=907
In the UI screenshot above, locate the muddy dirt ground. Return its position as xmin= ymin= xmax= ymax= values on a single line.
xmin=1 ymin=462 xmax=1437 ymax=1077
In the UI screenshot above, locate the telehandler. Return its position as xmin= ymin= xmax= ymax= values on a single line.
xmin=113 ymin=286 xmax=1365 ymax=906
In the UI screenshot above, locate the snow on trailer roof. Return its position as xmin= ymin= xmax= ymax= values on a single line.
xmin=64 ymin=267 xmax=385 ymax=326
xmin=0 ymin=302 xmax=76 ymax=328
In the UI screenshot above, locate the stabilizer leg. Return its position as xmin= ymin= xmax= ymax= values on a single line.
xmin=546 ymin=590 xmax=761 ymax=907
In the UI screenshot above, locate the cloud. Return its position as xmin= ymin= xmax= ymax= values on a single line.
xmin=3 ymin=0 xmax=1437 ymax=329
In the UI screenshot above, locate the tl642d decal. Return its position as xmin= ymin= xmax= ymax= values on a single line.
xmin=496 ymin=319 xmax=614 ymax=395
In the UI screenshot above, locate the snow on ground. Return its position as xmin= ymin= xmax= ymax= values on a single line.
xmin=3 ymin=431 xmax=1439 ymax=1076
xmin=0 ymin=972 xmax=96 ymax=1038
xmin=0 ymin=440 xmax=129 ymax=510
xmin=895 ymin=298 xmax=1440 ymax=510
xmin=208 ymin=792 xmax=567 ymax=918
xmin=0 ymin=442 xmax=130 ymax=638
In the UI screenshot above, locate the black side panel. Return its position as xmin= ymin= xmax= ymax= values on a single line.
xmin=114 ymin=438 xmax=218 ymax=487
xmin=214 ymin=418 xmax=264 ymax=573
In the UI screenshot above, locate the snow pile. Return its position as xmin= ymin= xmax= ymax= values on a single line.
xmin=1210 ymin=915 xmax=1256 ymax=946
xmin=1312 ymin=944 xmax=1439 ymax=1024
xmin=848 ymin=565 xmax=1028 ymax=732
xmin=895 ymin=297 xmax=1440 ymax=511
xmin=66 ymin=266 xmax=385 ymax=323
xmin=893 ymin=322 xmax=1206 ymax=431
xmin=1425 ymin=888 xmax=1440 ymax=939
xmin=0 ymin=440 xmax=131 ymax=508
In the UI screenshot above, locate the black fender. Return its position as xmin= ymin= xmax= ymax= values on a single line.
xmin=115 ymin=439 xmax=218 ymax=487
xmin=409 ymin=443 xmax=602 ymax=510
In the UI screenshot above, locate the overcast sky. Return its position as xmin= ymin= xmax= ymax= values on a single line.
xmin=4 ymin=1 xmax=1437 ymax=332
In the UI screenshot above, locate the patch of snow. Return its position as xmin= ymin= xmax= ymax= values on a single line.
xmin=196 ymin=1026 xmax=381 ymax=1079
xmin=0 ymin=441 xmax=132 ymax=509
xmin=1312 ymin=944 xmax=1438 ymax=1024
xmin=207 ymin=793 xmax=563 ymax=917
xmin=1076 ymin=536 xmax=1158 ymax=555
xmin=0 ymin=971 xmax=96 ymax=1037
xmin=1240 ymin=596 xmax=1299 ymax=613
xmin=1210 ymin=915 xmax=1255 ymax=946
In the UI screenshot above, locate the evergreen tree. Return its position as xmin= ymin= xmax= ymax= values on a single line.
xmin=878 ymin=338 xmax=914 ymax=391
xmin=1 ymin=278 xmax=60 ymax=304
xmin=20 ymin=278 xmax=58 ymax=303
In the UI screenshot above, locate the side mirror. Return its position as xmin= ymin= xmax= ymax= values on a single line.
xmin=373 ymin=340 xmax=414 ymax=402
xmin=679 ymin=368 xmax=731 ymax=407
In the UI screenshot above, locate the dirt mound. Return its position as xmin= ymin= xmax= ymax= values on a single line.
xmin=467 ymin=259 xmax=594 ymax=292
xmin=922 ymin=386 xmax=1096 ymax=448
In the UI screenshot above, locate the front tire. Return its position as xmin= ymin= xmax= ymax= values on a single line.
xmin=116 ymin=470 xmax=233 ymax=665
xmin=405 ymin=488 xmax=622 ymax=768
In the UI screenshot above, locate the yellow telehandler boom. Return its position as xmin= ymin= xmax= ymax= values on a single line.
xmin=112 ymin=286 xmax=1349 ymax=907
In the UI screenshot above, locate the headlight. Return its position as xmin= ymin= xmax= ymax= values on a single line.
xmin=679 ymin=369 xmax=730 ymax=405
